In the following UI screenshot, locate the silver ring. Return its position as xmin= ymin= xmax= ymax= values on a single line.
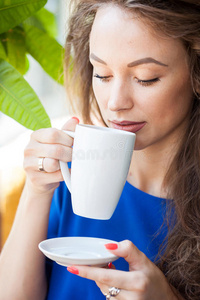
xmin=103 ymin=293 xmax=111 ymax=299
xmin=38 ymin=157 xmax=45 ymax=172
xmin=103 ymin=287 xmax=121 ymax=298
xmin=109 ymin=286 xmax=121 ymax=297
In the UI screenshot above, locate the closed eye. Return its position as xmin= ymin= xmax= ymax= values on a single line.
xmin=94 ymin=74 xmax=111 ymax=82
xmin=136 ymin=77 xmax=160 ymax=87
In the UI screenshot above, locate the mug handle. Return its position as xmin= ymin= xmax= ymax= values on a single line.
xmin=59 ymin=130 xmax=75 ymax=193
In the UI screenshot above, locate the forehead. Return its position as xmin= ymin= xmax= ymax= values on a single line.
xmin=89 ymin=4 xmax=188 ymax=66
xmin=90 ymin=4 xmax=158 ymax=42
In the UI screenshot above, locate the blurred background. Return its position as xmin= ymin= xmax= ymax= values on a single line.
xmin=0 ymin=0 xmax=71 ymax=248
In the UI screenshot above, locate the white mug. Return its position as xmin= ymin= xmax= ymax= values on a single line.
xmin=60 ymin=124 xmax=135 ymax=220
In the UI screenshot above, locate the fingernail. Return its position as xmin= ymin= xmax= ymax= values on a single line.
xmin=108 ymin=262 xmax=112 ymax=268
xmin=67 ymin=266 xmax=79 ymax=275
xmin=105 ymin=243 xmax=118 ymax=250
xmin=72 ymin=116 xmax=80 ymax=123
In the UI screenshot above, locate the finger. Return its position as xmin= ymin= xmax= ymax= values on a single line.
xmin=61 ymin=116 xmax=79 ymax=130
xmin=25 ymin=143 xmax=73 ymax=165
xmin=38 ymin=144 xmax=72 ymax=164
xmin=67 ymin=265 xmax=151 ymax=293
xmin=41 ymin=157 xmax=60 ymax=173
xmin=32 ymin=117 xmax=79 ymax=145
xmin=39 ymin=170 xmax=64 ymax=184
xmin=24 ymin=155 xmax=69 ymax=177
xmin=27 ymin=169 xmax=63 ymax=186
xmin=31 ymin=128 xmax=74 ymax=146
xmin=108 ymin=262 xmax=116 ymax=270
xmin=41 ymin=157 xmax=72 ymax=174
xmin=68 ymin=266 xmax=132 ymax=289
xmin=101 ymin=262 xmax=116 ymax=270
xmin=97 ymin=282 xmax=130 ymax=300
xmin=105 ymin=240 xmax=149 ymax=271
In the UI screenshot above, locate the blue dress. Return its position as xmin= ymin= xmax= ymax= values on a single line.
xmin=46 ymin=181 xmax=167 ymax=300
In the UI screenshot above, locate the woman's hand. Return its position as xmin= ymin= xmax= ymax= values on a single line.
xmin=67 ymin=240 xmax=180 ymax=300
xmin=23 ymin=117 xmax=79 ymax=195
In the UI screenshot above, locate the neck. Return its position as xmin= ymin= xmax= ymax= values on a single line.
xmin=128 ymin=138 xmax=179 ymax=198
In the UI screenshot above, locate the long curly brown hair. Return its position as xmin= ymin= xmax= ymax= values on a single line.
xmin=65 ymin=1 xmax=200 ymax=299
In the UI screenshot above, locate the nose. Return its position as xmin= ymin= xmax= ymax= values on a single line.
xmin=108 ymin=80 xmax=134 ymax=112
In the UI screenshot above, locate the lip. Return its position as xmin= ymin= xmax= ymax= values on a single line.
xmin=110 ymin=120 xmax=146 ymax=133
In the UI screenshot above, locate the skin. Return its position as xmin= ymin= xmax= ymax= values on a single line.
xmin=89 ymin=4 xmax=193 ymax=198
xmin=0 ymin=119 xmax=78 ymax=299
xmin=0 ymin=3 xmax=193 ymax=300
xmin=68 ymin=240 xmax=183 ymax=300
xmin=67 ymin=4 xmax=193 ymax=299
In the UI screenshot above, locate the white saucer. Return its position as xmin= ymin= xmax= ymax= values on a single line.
xmin=39 ymin=237 xmax=119 ymax=267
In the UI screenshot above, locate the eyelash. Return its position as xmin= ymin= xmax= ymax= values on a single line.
xmin=136 ymin=78 xmax=160 ymax=87
xmin=93 ymin=74 xmax=111 ymax=82
xmin=94 ymin=74 xmax=160 ymax=86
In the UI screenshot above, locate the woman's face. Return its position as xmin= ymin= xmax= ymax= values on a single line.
xmin=89 ymin=4 xmax=193 ymax=151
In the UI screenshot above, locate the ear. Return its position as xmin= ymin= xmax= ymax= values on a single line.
xmin=196 ymin=87 xmax=200 ymax=94
xmin=195 ymin=90 xmax=200 ymax=99
xmin=194 ymin=84 xmax=200 ymax=98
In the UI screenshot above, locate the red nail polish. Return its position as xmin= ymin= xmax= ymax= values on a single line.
xmin=105 ymin=243 xmax=118 ymax=250
xmin=108 ymin=262 xmax=112 ymax=268
xmin=72 ymin=117 xmax=80 ymax=123
xmin=67 ymin=266 xmax=79 ymax=275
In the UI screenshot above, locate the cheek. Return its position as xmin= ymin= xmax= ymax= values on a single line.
xmin=93 ymin=82 xmax=108 ymax=110
xmin=143 ymin=79 xmax=193 ymax=125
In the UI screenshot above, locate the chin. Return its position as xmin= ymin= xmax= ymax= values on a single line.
xmin=133 ymin=139 xmax=150 ymax=151
xmin=133 ymin=142 xmax=145 ymax=151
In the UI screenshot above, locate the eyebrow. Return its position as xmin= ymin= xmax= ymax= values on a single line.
xmin=127 ymin=57 xmax=168 ymax=67
xmin=90 ymin=53 xmax=107 ymax=65
xmin=90 ymin=53 xmax=168 ymax=67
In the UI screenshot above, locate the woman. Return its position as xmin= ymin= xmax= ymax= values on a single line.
xmin=0 ymin=0 xmax=199 ymax=299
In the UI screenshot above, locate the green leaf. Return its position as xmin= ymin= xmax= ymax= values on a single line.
xmin=35 ymin=8 xmax=57 ymax=38
xmin=0 ymin=41 xmax=6 ymax=60
xmin=0 ymin=59 xmax=51 ymax=130
xmin=6 ymin=26 xmax=26 ymax=74
xmin=24 ymin=24 xmax=64 ymax=84
xmin=0 ymin=0 xmax=47 ymax=34
xmin=25 ymin=8 xmax=57 ymax=38
xmin=25 ymin=55 xmax=30 ymax=73
xmin=0 ymin=32 xmax=7 ymax=56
